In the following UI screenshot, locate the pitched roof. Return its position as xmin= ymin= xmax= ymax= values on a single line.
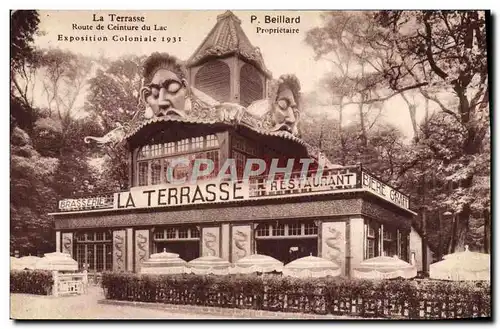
xmin=186 ymin=11 xmax=271 ymax=78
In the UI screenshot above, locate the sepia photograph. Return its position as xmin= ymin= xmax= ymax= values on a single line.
xmin=9 ymin=9 xmax=491 ymax=320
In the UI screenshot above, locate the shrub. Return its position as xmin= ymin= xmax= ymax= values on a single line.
xmin=101 ymin=272 xmax=490 ymax=319
xmin=10 ymin=270 xmax=53 ymax=295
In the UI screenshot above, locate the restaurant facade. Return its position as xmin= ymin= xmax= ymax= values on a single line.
xmin=50 ymin=11 xmax=417 ymax=277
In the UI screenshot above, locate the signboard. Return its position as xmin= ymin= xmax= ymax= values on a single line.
xmin=58 ymin=196 xmax=113 ymax=211
xmin=114 ymin=180 xmax=249 ymax=209
xmin=265 ymin=173 xmax=357 ymax=194
xmin=362 ymin=172 xmax=410 ymax=210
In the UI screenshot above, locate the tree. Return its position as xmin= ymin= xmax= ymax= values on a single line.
xmin=10 ymin=10 xmax=41 ymax=132
xmin=374 ymin=11 xmax=490 ymax=252
xmin=84 ymin=55 xmax=145 ymax=189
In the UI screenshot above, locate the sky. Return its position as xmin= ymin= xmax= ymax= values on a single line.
xmin=32 ymin=10 xmax=430 ymax=139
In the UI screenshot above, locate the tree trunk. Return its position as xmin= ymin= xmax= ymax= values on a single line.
xmin=483 ymin=207 xmax=490 ymax=253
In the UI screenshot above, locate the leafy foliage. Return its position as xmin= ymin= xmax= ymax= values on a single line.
xmin=102 ymin=272 xmax=490 ymax=319
xmin=10 ymin=270 xmax=54 ymax=295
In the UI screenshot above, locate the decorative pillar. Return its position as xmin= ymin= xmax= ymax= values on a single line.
xmin=348 ymin=217 xmax=364 ymax=277
xmin=221 ymin=224 xmax=230 ymax=261
xmin=135 ymin=229 xmax=150 ymax=273
xmin=126 ymin=228 xmax=133 ymax=272
xmin=201 ymin=227 xmax=220 ymax=257
xmin=231 ymin=225 xmax=252 ymax=262
xmin=61 ymin=232 xmax=73 ymax=257
xmin=113 ymin=230 xmax=126 ymax=272
xmin=55 ymin=231 xmax=61 ymax=253
xmin=379 ymin=224 xmax=384 ymax=256
xmin=397 ymin=229 xmax=401 ymax=258
xmin=321 ymin=221 xmax=346 ymax=276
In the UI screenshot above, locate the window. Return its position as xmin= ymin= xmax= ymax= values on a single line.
xmin=365 ymin=221 xmax=378 ymax=259
xmin=151 ymin=159 xmax=162 ymax=185
xmin=240 ymin=64 xmax=264 ymax=107
xmin=288 ymin=222 xmax=302 ymax=236
xmin=177 ymin=139 xmax=189 ymax=152
xmin=138 ymin=162 xmax=149 ymax=186
xmin=256 ymin=224 xmax=269 ymax=237
xmin=367 ymin=239 xmax=376 ymax=259
xmin=206 ymin=134 xmax=218 ymax=147
xmin=194 ymin=60 xmax=231 ymax=102
xmin=151 ymin=144 xmax=162 ymax=157
xmin=192 ymin=136 xmax=204 ymax=150
xmin=166 ymin=228 xmax=176 ymax=239
xmin=154 ymin=231 xmax=165 ymax=240
xmin=74 ymin=231 xmax=112 ymax=272
xmin=136 ymin=134 xmax=221 ymax=186
xmin=179 ymin=228 xmax=188 ymax=239
xmin=165 ymin=142 xmax=175 ymax=155
xmin=233 ymin=151 xmax=246 ymax=178
xmin=272 ymin=224 xmax=285 ymax=236
xmin=304 ymin=222 xmax=318 ymax=235
xmin=383 ymin=228 xmax=397 ymax=257
xmin=153 ymin=226 xmax=201 ymax=241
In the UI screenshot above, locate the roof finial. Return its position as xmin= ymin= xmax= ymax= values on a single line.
xmin=217 ymin=10 xmax=241 ymax=24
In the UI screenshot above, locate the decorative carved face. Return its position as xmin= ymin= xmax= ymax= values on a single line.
xmin=265 ymin=86 xmax=299 ymax=135
xmin=140 ymin=69 xmax=189 ymax=117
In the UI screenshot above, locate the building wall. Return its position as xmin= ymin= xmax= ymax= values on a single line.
xmin=409 ymin=227 xmax=434 ymax=272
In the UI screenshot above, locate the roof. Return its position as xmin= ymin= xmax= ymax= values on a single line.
xmin=186 ymin=11 xmax=271 ymax=77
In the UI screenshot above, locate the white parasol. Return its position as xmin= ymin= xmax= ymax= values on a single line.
xmin=353 ymin=255 xmax=417 ymax=279
xmin=13 ymin=256 xmax=42 ymax=270
xmin=184 ymin=255 xmax=231 ymax=275
xmin=140 ymin=249 xmax=187 ymax=275
xmin=430 ymin=245 xmax=490 ymax=281
xmin=230 ymin=254 xmax=284 ymax=274
xmin=35 ymin=252 xmax=78 ymax=271
xmin=283 ymin=255 xmax=341 ymax=278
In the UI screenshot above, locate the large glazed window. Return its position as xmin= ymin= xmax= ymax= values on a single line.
xmin=240 ymin=64 xmax=263 ymax=107
xmin=194 ymin=60 xmax=231 ymax=102
xmin=75 ymin=231 xmax=113 ymax=272
xmin=136 ymin=134 xmax=220 ymax=186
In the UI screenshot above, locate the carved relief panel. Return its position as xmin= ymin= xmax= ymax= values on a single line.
xmin=201 ymin=227 xmax=220 ymax=257
xmin=321 ymin=221 xmax=346 ymax=274
xmin=135 ymin=229 xmax=150 ymax=272
xmin=231 ymin=225 xmax=252 ymax=262
xmin=113 ymin=230 xmax=126 ymax=272
xmin=61 ymin=232 xmax=73 ymax=257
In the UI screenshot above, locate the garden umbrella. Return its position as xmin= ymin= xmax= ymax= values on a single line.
xmin=353 ymin=255 xmax=417 ymax=279
xmin=140 ymin=249 xmax=187 ymax=275
xmin=230 ymin=254 xmax=284 ymax=274
xmin=430 ymin=245 xmax=490 ymax=281
xmin=10 ymin=257 xmax=22 ymax=270
xmin=15 ymin=256 xmax=42 ymax=270
xmin=185 ymin=255 xmax=231 ymax=275
xmin=35 ymin=252 xmax=78 ymax=272
xmin=283 ymin=255 xmax=341 ymax=278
